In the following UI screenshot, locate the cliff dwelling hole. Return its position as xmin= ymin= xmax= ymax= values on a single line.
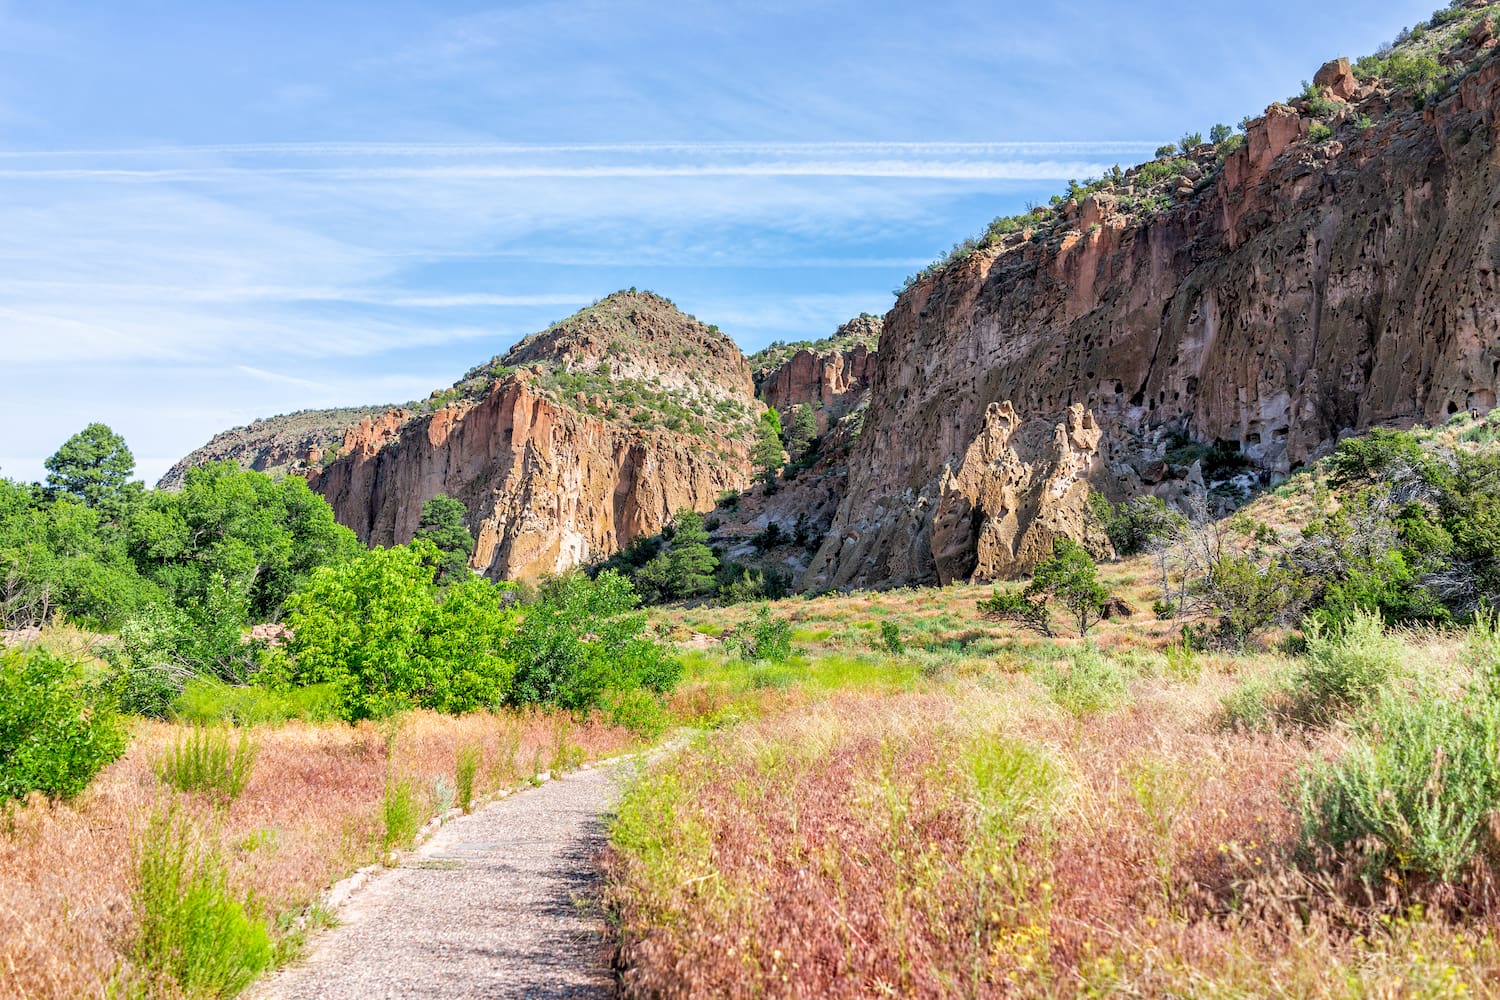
xmin=1247 ymin=432 xmax=1262 ymax=444
xmin=1448 ymin=401 xmax=1460 ymax=415
xmin=1114 ymin=382 xmax=1123 ymax=395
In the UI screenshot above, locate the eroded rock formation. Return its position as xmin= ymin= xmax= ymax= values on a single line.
xmin=755 ymin=316 xmax=880 ymax=434
xmin=806 ymin=42 xmax=1500 ymax=590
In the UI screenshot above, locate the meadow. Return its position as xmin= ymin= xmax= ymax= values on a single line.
xmin=612 ymin=560 xmax=1500 ymax=997
xmin=0 ymin=680 xmax=638 ymax=998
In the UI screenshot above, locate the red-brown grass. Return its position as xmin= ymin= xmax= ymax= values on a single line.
xmin=605 ymin=660 xmax=1500 ymax=997
xmin=0 ymin=709 xmax=636 ymax=999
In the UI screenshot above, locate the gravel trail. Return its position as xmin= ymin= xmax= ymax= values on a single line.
xmin=254 ymin=762 xmax=629 ymax=999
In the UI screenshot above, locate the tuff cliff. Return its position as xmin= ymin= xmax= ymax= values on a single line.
xmin=309 ymin=291 xmax=760 ymax=580
xmin=805 ymin=14 xmax=1500 ymax=590
xmin=752 ymin=316 xmax=881 ymax=435
xmin=156 ymin=405 xmax=388 ymax=491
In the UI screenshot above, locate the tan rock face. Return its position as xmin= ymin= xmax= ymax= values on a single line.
xmin=306 ymin=290 xmax=761 ymax=580
xmin=313 ymin=379 xmax=750 ymax=581
xmin=806 ymin=59 xmax=1500 ymax=590
xmin=930 ymin=403 xmax=1112 ymax=584
xmin=1314 ymin=57 xmax=1357 ymax=101
xmin=756 ymin=316 xmax=880 ymax=434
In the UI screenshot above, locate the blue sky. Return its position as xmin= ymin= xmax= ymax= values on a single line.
xmin=0 ymin=0 xmax=1439 ymax=486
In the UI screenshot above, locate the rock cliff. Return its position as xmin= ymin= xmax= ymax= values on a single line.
xmin=308 ymin=291 xmax=759 ymax=579
xmin=156 ymin=405 xmax=388 ymax=491
xmin=806 ymin=18 xmax=1500 ymax=590
xmin=753 ymin=316 xmax=881 ymax=434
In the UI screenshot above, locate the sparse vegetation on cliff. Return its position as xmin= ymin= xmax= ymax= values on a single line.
xmin=900 ymin=0 xmax=1500 ymax=293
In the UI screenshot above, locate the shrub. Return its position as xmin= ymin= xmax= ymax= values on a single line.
xmin=1205 ymin=553 xmax=1312 ymax=646
xmin=133 ymin=806 xmax=273 ymax=996
xmin=455 ymin=742 xmax=481 ymax=813
xmin=601 ymin=687 xmax=672 ymax=739
xmin=156 ymin=725 xmax=258 ymax=805
xmin=0 ymin=645 xmax=128 ymax=801
xmin=506 ymin=570 xmax=681 ymax=710
xmin=1088 ymin=493 xmax=1186 ymax=557
xmin=1039 ymin=646 xmax=1129 ymax=716
xmin=879 ymin=620 xmax=904 ymax=656
xmin=1309 ymin=122 xmax=1334 ymax=144
xmin=1297 ymin=687 xmax=1500 ymax=882
xmin=1293 ymin=609 xmax=1405 ymax=720
xmin=731 ymin=605 xmax=794 ymax=663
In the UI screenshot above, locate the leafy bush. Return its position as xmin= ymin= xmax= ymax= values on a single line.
xmin=155 ymin=725 xmax=258 ymax=805
xmin=1309 ymin=122 xmax=1334 ymax=144
xmin=1293 ymin=609 xmax=1405 ymax=721
xmin=731 ymin=605 xmax=794 ymax=663
xmin=880 ymin=620 xmax=904 ymax=656
xmin=1039 ymin=646 xmax=1129 ymax=716
xmin=506 ymin=570 xmax=681 ymax=710
xmin=0 ymin=645 xmax=128 ymax=801
xmin=601 ymin=687 xmax=672 ymax=739
xmin=133 ymin=805 xmax=273 ymax=996
xmin=274 ymin=541 xmax=519 ymax=720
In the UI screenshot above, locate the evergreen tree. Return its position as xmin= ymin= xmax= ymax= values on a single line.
xmin=44 ymin=423 xmax=140 ymax=515
xmin=414 ymin=494 xmax=475 ymax=585
xmin=787 ymin=404 xmax=819 ymax=463
xmin=1028 ymin=538 xmax=1111 ymax=636
xmin=665 ymin=510 xmax=717 ymax=597
xmin=752 ymin=409 xmax=784 ymax=490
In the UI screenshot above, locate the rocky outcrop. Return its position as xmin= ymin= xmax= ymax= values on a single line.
xmin=156 ymin=405 xmax=386 ymax=491
xmin=309 ymin=291 xmax=761 ymax=579
xmin=312 ymin=378 xmax=749 ymax=579
xmin=931 ymin=403 xmax=1112 ymax=584
xmin=755 ymin=316 xmax=881 ymax=434
xmin=805 ymin=41 xmax=1500 ymax=590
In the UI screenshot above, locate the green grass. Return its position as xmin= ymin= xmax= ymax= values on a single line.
xmin=382 ymin=776 xmax=421 ymax=851
xmin=132 ymin=805 xmax=273 ymax=997
xmin=155 ymin=725 xmax=258 ymax=805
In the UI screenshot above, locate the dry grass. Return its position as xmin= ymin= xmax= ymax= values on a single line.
xmin=0 ymin=709 xmax=636 ymax=999
xmin=606 ymin=638 xmax=1500 ymax=997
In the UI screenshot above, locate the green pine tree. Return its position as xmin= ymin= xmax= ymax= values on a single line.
xmin=414 ymin=494 xmax=475 ymax=585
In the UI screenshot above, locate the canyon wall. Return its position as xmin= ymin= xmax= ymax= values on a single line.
xmin=806 ymin=49 xmax=1500 ymax=590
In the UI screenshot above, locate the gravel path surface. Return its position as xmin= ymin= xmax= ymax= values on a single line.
xmin=254 ymin=763 xmax=629 ymax=1000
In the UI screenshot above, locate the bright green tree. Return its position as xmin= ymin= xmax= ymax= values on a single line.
xmin=414 ymin=494 xmax=475 ymax=584
xmin=505 ymin=570 xmax=680 ymax=710
xmin=130 ymin=461 xmax=359 ymax=624
xmin=275 ymin=540 xmax=517 ymax=721
xmin=786 ymin=404 xmax=819 ymax=463
xmin=44 ymin=423 xmax=141 ymax=515
xmin=1027 ymin=538 xmax=1111 ymax=636
xmin=752 ymin=409 xmax=784 ymax=489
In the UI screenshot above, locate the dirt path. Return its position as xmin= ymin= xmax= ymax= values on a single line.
xmin=254 ymin=762 xmax=630 ymax=999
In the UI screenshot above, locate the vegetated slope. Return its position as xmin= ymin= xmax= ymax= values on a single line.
xmin=308 ymin=290 xmax=763 ymax=580
xmin=156 ymin=405 xmax=389 ymax=491
xmin=807 ymin=7 xmax=1500 ymax=592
